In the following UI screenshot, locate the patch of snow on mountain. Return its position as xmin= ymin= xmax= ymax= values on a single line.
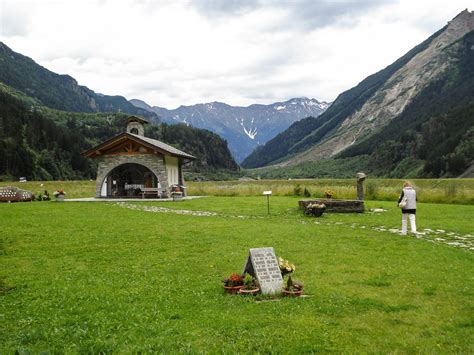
xmin=243 ymin=126 xmax=258 ymax=139
xmin=318 ymin=102 xmax=331 ymax=110
xmin=275 ymin=105 xmax=286 ymax=110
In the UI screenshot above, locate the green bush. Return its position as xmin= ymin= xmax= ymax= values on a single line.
xmin=293 ymin=184 xmax=302 ymax=196
xmin=303 ymin=187 xmax=311 ymax=197
xmin=365 ymin=182 xmax=378 ymax=199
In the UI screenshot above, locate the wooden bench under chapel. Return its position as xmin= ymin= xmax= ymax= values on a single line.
xmin=140 ymin=187 xmax=161 ymax=198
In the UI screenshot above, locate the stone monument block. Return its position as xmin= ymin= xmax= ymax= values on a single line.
xmin=243 ymin=247 xmax=283 ymax=295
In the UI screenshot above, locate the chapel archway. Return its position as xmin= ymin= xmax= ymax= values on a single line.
xmin=99 ymin=163 xmax=159 ymax=198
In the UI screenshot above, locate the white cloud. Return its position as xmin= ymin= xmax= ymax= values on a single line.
xmin=0 ymin=0 xmax=472 ymax=108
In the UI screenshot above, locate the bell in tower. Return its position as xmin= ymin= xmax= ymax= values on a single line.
xmin=126 ymin=116 xmax=148 ymax=136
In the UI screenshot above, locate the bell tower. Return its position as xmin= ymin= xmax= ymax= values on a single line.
xmin=126 ymin=116 xmax=148 ymax=136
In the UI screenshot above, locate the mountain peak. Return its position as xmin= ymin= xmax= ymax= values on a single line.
xmin=129 ymin=98 xmax=152 ymax=110
xmin=135 ymin=96 xmax=329 ymax=162
xmin=444 ymin=9 xmax=474 ymax=44
xmin=451 ymin=8 xmax=473 ymax=23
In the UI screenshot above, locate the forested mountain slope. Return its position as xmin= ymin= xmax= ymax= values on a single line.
xmin=339 ymin=30 xmax=474 ymax=177
xmin=0 ymin=83 xmax=238 ymax=180
xmin=0 ymin=42 xmax=157 ymax=120
xmin=242 ymin=10 xmax=474 ymax=178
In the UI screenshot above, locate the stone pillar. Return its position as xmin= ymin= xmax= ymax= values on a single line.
xmin=356 ymin=172 xmax=367 ymax=201
xmin=178 ymin=158 xmax=186 ymax=197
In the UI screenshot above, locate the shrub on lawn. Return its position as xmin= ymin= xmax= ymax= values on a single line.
xmin=293 ymin=184 xmax=302 ymax=196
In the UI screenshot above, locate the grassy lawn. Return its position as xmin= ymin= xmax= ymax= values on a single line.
xmin=1 ymin=197 xmax=473 ymax=352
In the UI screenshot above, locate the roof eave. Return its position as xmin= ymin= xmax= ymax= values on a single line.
xmin=82 ymin=132 xmax=129 ymax=158
xmin=82 ymin=132 xmax=197 ymax=160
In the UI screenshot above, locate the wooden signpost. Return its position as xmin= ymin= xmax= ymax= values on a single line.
xmin=263 ymin=191 xmax=272 ymax=214
xmin=243 ymin=247 xmax=283 ymax=295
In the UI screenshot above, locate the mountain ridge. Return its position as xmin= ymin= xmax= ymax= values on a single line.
xmin=0 ymin=41 xmax=329 ymax=164
xmin=242 ymin=9 xmax=474 ymax=178
xmin=0 ymin=81 xmax=239 ymax=180
xmin=0 ymin=42 xmax=159 ymax=121
xmin=131 ymin=97 xmax=330 ymax=162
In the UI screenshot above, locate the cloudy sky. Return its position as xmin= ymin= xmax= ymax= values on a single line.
xmin=0 ymin=0 xmax=471 ymax=108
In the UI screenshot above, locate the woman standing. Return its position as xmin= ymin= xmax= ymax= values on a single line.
xmin=398 ymin=181 xmax=417 ymax=235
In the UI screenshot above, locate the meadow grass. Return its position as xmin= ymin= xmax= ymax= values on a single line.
xmin=1 ymin=197 xmax=473 ymax=352
xmin=186 ymin=178 xmax=474 ymax=204
xmin=4 ymin=178 xmax=473 ymax=204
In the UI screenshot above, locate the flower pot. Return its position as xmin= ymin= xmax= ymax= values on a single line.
xmin=238 ymin=288 xmax=260 ymax=295
xmin=223 ymin=285 xmax=243 ymax=294
xmin=311 ymin=207 xmax=325 ymax=217
xmin=55 ymin=195 xmax=65 ymax=202
xmin=282 ymin=289 xmax=303 ymax=297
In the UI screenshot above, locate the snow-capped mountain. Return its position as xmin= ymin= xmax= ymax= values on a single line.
xmin=130 ymin=97 xmax=330 ymax=162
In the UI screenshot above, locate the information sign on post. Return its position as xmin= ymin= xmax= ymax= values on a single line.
xmin=263 ymin=190 xmax=272 ymax=215
xmin=243 ymin=247 xmax=283 ymax=295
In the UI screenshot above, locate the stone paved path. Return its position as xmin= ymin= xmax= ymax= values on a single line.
xmin=311 ymin=220 xmax=473 ymax=251
xmin=114 ymin=202 xmax=261 ymax=219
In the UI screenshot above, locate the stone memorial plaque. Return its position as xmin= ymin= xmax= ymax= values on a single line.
xmin=243 ymin=247 xmax=283 ymax=295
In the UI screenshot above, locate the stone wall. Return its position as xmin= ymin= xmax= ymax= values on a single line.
xmin=95 ymin=154 xmax=169 ymax=197
xmin=127 ymin=121 xmax=145 ymax=136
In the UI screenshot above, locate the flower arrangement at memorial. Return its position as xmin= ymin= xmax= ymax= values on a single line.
xmin=305 ymin=202 xmax=326 ymax=217
xmin=223 ymin=272 xmax=244 ymax=294
xmin=307 ymin=202 xmax=326 ymax=209
xmin=53 ymin=189 xmax=66 ymax=201
xmin=53 ymin=189 xmax=66 ymax=197
xmin=278 ymin=257 xmax=296 ymax=276
xmin=324 ymin=189 xmax=334 ymax=198
xmin=223 ymin=272 xmax=243 ymax=286
xmin=282 ymin=275 xmax=304 ymax=297
xmin=279 ymin=257 xmax=304 ymax=296
xmin=238 ymin=273 xmax=260 ymax=295
xmin=36 ymin=190 xmax=51 ymax=201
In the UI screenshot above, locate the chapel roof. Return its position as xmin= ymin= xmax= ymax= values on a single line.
xmin=127 ymin=116 xmax=149 ymax=124
xmin=129 ymin=133 xmax=195 ymax=159
xmin=82 ymin=132 xmax=196 ymax=160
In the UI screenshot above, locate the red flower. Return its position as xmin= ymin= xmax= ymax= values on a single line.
xmin=223 ymin=272 xmax=243 ymax=286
